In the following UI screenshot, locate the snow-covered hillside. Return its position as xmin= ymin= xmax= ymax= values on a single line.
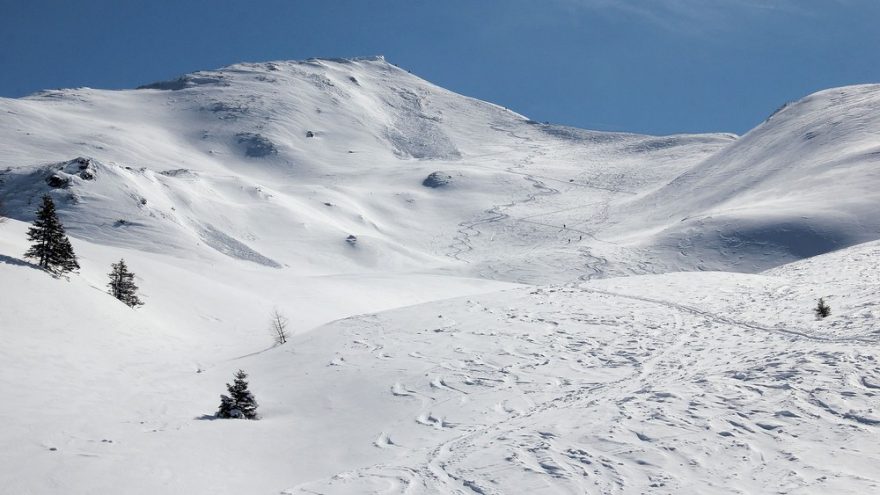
xmin=0 ymin=57 xmax=737 ymax=282
xmin=1 ymin=57 xmax=878 ymax=494
xmin=621 ymin=84 xmax=880 ymax=272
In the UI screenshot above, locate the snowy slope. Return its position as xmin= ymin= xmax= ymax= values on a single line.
xmin=0 ymin=57 xmax=736 ymax=282
xmin=283 ymin=258 xmax=880 ymax=494
xmin=0 ymin=217 xmax=518 ymax=494
xmin=1 ymin=58 xmax=879 ymax=494
xmin=5 ymin=212 xmax=878 ymax=494
xmin=619 ymin=84 xmax=880 ymax=272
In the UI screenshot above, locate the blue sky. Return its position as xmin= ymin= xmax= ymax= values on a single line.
xmin=1 ymin=0 xmax=878 ymax=135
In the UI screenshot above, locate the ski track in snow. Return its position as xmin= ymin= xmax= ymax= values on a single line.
xmin=446 ymin=122 xmax=620 ymax=285
xmin=286 ymin=276 xmax=880 ymax=494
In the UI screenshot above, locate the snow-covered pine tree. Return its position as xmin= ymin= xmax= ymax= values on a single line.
xmin=814 ymin=297 xmax=831 ymax=319
xmin=216 ymin=370 xmax=259 ymax=419
xmin=24 ymin=194 xmax=80 ymax=274
xmin=107 ymin=259 xmax=143 ymax=307
xmin=216 ymin=394 xmax=237 ymax=418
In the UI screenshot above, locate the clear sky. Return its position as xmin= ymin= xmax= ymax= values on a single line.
xmin=1 ymin=0 xmax=879 ymax=135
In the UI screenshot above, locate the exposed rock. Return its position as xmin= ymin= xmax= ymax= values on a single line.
xmin=160 ymin=168 xmax=198 ymax=178
xmin=72 ymin=157 xmax=91 ymax=170
xmin=46 ymin=174 xmax=70 ymax=189
xmin=422 ymin=171 xmax=452 ymax=188
xmin=235 ymin=132 xmax=278 ymax=157
xmin=137 ymin=73 xmax=229 ymax=91
xmin=58 ymin=157 xmax=97 ymax=180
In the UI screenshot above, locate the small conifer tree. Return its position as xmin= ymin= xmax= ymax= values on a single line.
xmin=216 ymin=370 xmax=259 ymax=419
xmin=108 ymin=259 xmax=143 ymax=307
xmin=814 ymin=297 xmax=831 ymax=319
xmin=24 ymin=195 xmax=80 ymax=273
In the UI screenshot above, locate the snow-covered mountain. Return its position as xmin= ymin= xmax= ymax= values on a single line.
xmin=1 ymin=57 xmax=878 ymax=494
xmin=0 ymin=56 xmax=738 ymax=281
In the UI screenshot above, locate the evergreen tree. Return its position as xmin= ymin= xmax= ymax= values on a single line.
xmin=216 ymin=370 xmax=259 ymax=419
xmin=814 ymin=297 xmax=831 ymax=319
xmin=24 ymin=195 xmax=79 ymax=274
xmin=107 ymin=259 xmax=143 ymax=307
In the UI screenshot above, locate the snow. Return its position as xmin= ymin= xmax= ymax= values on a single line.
xmin=1 ymin=57 xmax=878 ymax=493
xmin=623 ymin=84 xmax=880 ymax=272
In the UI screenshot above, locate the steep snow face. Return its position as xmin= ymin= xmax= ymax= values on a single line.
xmin=621 ymin=84 xmax=880 ymax=272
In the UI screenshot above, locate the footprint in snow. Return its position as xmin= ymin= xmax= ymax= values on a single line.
xmin=390 ymin=383 xmax=414 ymax=397
xmin=416 ymin=412 xmax=449 ymax=429
xmin=494 ymin=401 xmax=521 ymax=415
xmin=373 ymin=432 xmax=396 ymax=448
xmin=861 ymin=376 xmax=880 ymax=389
